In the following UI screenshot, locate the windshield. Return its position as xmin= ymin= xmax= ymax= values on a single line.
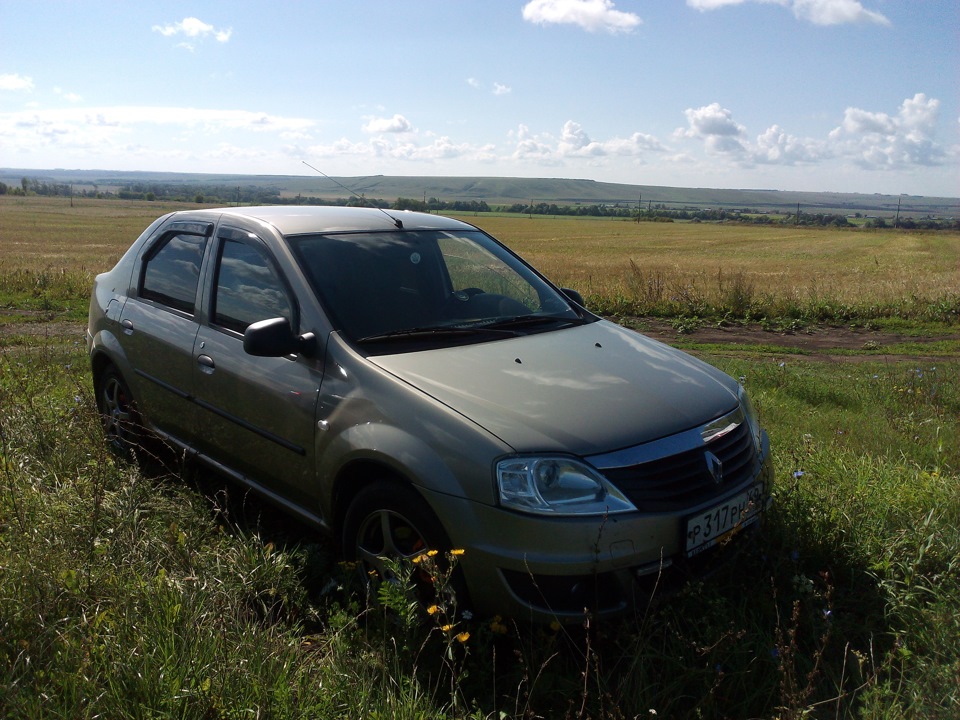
xmin=289 ymin=229 xmax=588 ymax=348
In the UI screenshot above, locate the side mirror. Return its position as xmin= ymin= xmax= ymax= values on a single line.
xmin=244 ymin=317 xmax=316 ymax=358
xmin=561 ymin=287 xmax=585 ymax=307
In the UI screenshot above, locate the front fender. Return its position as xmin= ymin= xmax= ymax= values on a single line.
xmin=315 ymin=334 xmax=511 ymax=524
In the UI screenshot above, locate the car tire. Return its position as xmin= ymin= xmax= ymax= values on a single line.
xmin=342 ymin=480 xmax=467 ymax=610
xmin=95 ymin=366 xmax=140 ymax=455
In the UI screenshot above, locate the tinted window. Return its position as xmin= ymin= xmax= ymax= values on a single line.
xmin=141 ymin=233 xmax=207 ymax=313
xmin=213 ymin=239 xmax=293 ymax=333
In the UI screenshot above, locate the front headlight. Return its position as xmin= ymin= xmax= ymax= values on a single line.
xmin=496 ymin=456 xmax=637 ymax=516
xmin=738 ymin=384 xmax=763 ymax=449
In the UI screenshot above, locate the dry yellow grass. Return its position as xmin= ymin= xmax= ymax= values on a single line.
xmin=467 ymin=215 xmax=960 ymax=310
xmin=1 ymin=196 xmax=957 ymax=316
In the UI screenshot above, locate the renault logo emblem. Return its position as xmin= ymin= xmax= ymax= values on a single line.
xmin=705 ymin=451 xmax=724 ymax=484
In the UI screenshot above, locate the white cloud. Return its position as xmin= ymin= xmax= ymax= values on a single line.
xmin=672 ymin=94 xmax=950 ymax=173
xmin=0 ymin=73 xmax=34 ymax=91
xmin=522 ymin=0 xmax=642 ymax=34
xmin=493 ymin=82 xmax=512 ymax=96
xmin=829 ymin=93 xmax=947 ymax=168
xmin=791 ymin=0 xmax=889 ymax=25
xmin=362 ymin=114 xmax=413 ymax=134
xmin=510 ymin=124 xmax=563 ymax=165
xmin=687 ymin=0 xmax=755 ymax=9
xmin=510 ymin=120 xmax=667 ymax=166
xmin=466 ymin=78 xmax=480 ymax=88
xmin=0 ymin=106 xmax=314 ymax=151
xmin=687 ymin=0 xmax=890 ymax=26
xmin=753 ymin=124 xmax=828 ymax=164
xmin=54 ymin=87 xmax=83 ymax=103
xmin=677 ymin=103 xmax=748 ymax=154
xmin=152 ymin=17 xmax=233 ymax=48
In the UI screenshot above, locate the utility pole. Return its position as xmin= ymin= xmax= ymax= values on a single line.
xmin=894 ymin=195 xmax=902 ymax=228
xmin=637 ymin=194 xmax=641 ymax=223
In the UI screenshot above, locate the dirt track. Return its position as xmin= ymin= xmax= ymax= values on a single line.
xmin=2 ymin=314 xmax=959 ymax=364
xmin=624 ymin=318 xmax=960 ymax=363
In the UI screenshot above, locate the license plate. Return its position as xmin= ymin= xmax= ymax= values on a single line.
xmin=685 ymin=483 xmax=764 ymax=557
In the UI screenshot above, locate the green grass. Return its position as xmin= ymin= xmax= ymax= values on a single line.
xmin=1 ymin=331 xmax=957 ymax=718
xmin=1 ymin=197 xmax=958 ymax=717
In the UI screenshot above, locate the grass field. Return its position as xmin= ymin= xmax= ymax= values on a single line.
xmin=1 ymin=196 xmax=958 ymax=718
xmin=2 ymin=195 xmax=958 ymax=328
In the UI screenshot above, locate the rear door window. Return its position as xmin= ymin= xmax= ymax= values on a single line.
xmin=140 ymin=233 xmax=207 ymax=314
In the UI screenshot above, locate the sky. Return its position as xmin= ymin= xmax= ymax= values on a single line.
xmin=1 ymin=0 xmax=958 ymax=197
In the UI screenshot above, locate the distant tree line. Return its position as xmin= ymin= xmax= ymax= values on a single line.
xmin=503 ymin=201 xmax=960 ymax=229
xmin=4 ymin=176 xmax=957 ymax=230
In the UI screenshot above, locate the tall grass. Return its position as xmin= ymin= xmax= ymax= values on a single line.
xmin=1 ymin=331 xmax=957 ymax=718
xmin=1 ymin=197 xmax=958 ymax=717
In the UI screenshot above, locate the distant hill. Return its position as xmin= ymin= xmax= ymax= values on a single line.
xmin=2 ymin=168 xmax=957 ymax=218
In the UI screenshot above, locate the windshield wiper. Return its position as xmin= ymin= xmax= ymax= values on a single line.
xmin=357 ymin=325 xmax=508 ymax=344
xmin=482 ymin=314 xmax=583 ymax=331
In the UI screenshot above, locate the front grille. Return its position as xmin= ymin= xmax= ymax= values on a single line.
xmin=597 ymin=417 xmax=758 ymax=512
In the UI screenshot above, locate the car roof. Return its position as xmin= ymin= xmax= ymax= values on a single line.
xmin=204 ymin=205 xmax=475 ymax=237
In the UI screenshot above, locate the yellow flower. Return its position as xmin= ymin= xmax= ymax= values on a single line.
xmin=427 ymin=604 xmax=439 ymax=615
xmin=411 ymin=554 xmax=424 ymax=564
xmin=489 ymin=615 xmax=508 ymax=635
xmin=427 ymin=549 xmax=439 ymax=557
xmin=449 ymin=548 xmax=465 ymax=556
xmin=441 ymin=624 xmax=454 ymax=633
xmin=456 ymin=632 xmax=470 ymax=643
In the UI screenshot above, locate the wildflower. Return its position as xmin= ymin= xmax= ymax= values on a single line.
xmin=489 ymin=615 xmax=509 ymax=635
xmin=441 ymin=624 xmax=454 ymax=633
xmin=427 ymin=549 xmax=439 ymax=557
xmin=793 ymin=470 xmax=804 ymax=478
xmin=411 ymin=554 xmax=424 ymax=565
xmin=427 ymin=604 xmax=440 ymax=616
xmin=449 ymin=548 xmax=465 ymax=556
xmin=456 ymin=632 xmax=470 ymax=643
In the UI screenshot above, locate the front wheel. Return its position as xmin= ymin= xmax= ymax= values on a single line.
xmin=342 ymin=480 xmax=466 ymax=610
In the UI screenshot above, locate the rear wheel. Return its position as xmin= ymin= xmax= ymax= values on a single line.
xmin=95 ymin=366 xmax=140 ymax=454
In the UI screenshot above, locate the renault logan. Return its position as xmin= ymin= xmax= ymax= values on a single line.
xmin=87 ymin=205 xmax=771 ymax=621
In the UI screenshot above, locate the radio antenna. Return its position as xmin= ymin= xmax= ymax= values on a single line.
xmin=301 ymin=160 xmax=403 ymax=228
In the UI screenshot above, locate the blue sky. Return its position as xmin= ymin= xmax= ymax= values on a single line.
xmin=1 ymin=1 xmax=957 ymax=196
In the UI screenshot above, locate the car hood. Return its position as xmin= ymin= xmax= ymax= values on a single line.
xmin=369 ymin=321 xmax=739 ymax=456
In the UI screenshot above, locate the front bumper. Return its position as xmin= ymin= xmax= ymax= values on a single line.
xmin=424 ymin=430 xmax=772 ymax=623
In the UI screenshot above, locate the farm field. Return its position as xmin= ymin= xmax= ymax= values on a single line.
xmin=1 ymin=196 xmax=959 ymax=718
xmin=2 ymin=194 xmax=959 ymax=329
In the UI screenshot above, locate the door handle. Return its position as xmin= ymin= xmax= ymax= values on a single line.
xmin=120 ymin=319 xmax=134 ymax=335
xmin=197 ymin=354 xmax=215 ymax=373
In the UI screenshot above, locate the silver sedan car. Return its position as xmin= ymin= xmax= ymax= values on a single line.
xmin=87 ymin=205 xmax=772 ymax=622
